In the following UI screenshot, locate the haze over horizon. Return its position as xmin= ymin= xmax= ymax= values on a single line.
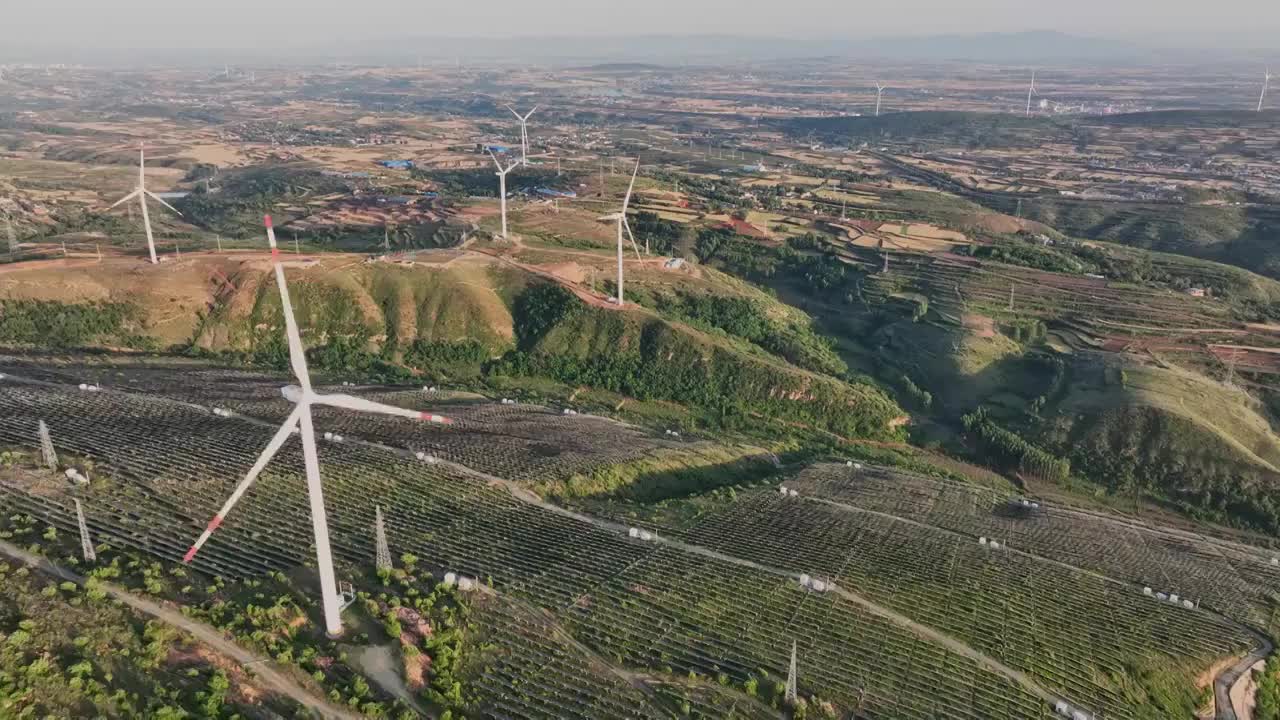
xmin=3 ymin=0 xmax=1277 ymax=55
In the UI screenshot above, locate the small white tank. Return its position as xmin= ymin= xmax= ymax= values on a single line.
xmin=788 ymin=489 xmax=799 ymax=498
xmin=1169 ymin=594 xmax=1179 ymax=604
xmin=415 ymin=451 xmax=426 ymax=460
xmin=779 ymin=486 xmax=788 ymax=495
xmin=323 ymin=432 xmax=334 ymax=440
xmin=1182 ymin=599 xmax=1194 ymax=610
xmin=628 ymin=527 xmax=639 ymax=538
xmin=1142 ymin=587 xmax=1153 ymax=596
xmin=639 ymin=531 xmax=653 ymax=541
xmin=979 ymin=537 xmax=988 ymax=545
xmin=988 ymin=540 xmax=1001 ymax=550
xmin=846 ymin=461 xmax=853 ymax=467
xmin=78 ymin=383 xmax=88 ymax=390
xmin=799 ymin=573 xmax=811 ymax=587
xmin=458 ymin=577 xmax=475 ymax=592
xmin=810 ymin=580 xmax=827 ymax=592
xmin=442 ymin=572 xmax=457 ymax=587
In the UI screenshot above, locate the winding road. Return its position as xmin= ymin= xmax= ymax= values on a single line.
xmin=0 ymin=539 xmax=360 ymax=720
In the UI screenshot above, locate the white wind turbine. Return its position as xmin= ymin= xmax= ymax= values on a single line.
xmin=507 ymin=105 xmax=538 ymax=166
xmin=874 ymin=82 xmax=886 ymax=117
xmin=488 ymin=148 xmax=520 ymax=239
xmin=108 ymin=144 xmax=181 ymax=265
xmin=1025 ymin=71 xmax=1037 ymax=117
xmin=598 ymin=159 xmax=644 ymax=307
xmin=183 ymin=215 xmax=453 ymax=638
xmin=1259 ymin=67 xmax=1273 ymax=112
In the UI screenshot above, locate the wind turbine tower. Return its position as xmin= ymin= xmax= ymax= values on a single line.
xmin=1025 ymin=71 xmax=1037 ymax=117
xmin=182 ymin=216 xmax=453 ymax=637
xmin=507 ymin=105 xmax=538 ymax=166
xmin=874 ymin=82 xmax=886 ymax=117
xmin=598 ymin=160 xmax=644 ymax=307
xmin=1260 ymin=67 xmax=1273 ymax=112
xmin=488 ymin=148 xmax=520 ymax=240
xmin=375 ymin=505 xmax=392 ymax=572
xmin=108 ymin=144 xmax=182 ymax=265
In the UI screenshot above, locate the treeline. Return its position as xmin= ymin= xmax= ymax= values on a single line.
xmin=495 ymin=284 xmax=903 ymax=439
xmin=963 ymin=407 xmax=1070 ymax=483
xmin=414 ymin=166 xmax=580 ymax=198
xmin=0 ymin=299 xmax=152 ymax=349
xmin=634 ymin=289 xmax=847 ymax=376
xmin=1044 ymin=405 xmax=1280 ymax=534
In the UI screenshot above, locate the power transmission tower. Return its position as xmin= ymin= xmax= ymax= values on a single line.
xmin=785 ymin=640 xmax=798 ymax=705
xmin=38 ymin=420 xmax=57 ymax=469
xmin=374 ymin=505 xmax=392 ymax=572
xmin=74 ymin=499 xmax=96 ymax=562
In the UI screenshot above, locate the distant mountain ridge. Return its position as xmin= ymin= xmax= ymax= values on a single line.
xmin=0 ymin=30 xmax=1238 ymax=67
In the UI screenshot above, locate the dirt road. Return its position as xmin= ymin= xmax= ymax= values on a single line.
xmin=0 ymin=540 xmax=361 ymax=720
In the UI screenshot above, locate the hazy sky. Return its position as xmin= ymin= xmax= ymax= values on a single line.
xmin=4 ymin=0 xmax=1277 ymax=50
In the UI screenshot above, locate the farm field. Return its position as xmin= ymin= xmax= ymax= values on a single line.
xmin=0 ymin=357 xmax=1271 ymax=718
xmin=3 ymin=49 xmax=1280 ymax=720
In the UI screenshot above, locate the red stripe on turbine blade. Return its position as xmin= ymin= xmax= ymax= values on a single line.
xmin=183 ymin=546 xmax=199 ymax=563
xmin=263 ymin=215 xmax=273 ymax=228
xmin=207 ymin=515 xmax=224 ymax=531
xmin=271 ymin=248 xmax=280 ymax=258
xmin=421 ymin=413 xmax=452 ymax=425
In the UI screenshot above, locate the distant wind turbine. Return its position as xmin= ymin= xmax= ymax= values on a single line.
xmin=506 ymin=105 xmax=538 ymax=166
xmin=598 ymin=159 xmax=644 ymax=307
xmin=874 ymin=82 xmax=886 ymax=117
xmin=183 ymin=215 xmax=453 ymax=638
xmin=1259 ymin=67 xmax=1272 ymax=112
xmin=1025 ymin=71 xmax=1037 ymax=117
xmin=108 ymin=144 xmax=181 ymax=265
xmin=488 ymin=148 xmax=520 ymax=239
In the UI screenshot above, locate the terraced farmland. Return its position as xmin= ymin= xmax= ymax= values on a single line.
xmin=0 ymin=354 xmax=698 ymax=485
xmin=0 ymin=359 xmax=1271 ymax=718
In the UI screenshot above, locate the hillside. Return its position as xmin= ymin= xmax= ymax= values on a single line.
xmin=686 ymin=229 xmax=1280 ymax=534
xmin=0 ymin=251 xmax=905 ymax=441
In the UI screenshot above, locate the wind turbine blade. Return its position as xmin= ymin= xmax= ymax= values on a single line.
xmin=265 ymin=215 xmax=312 ymax=391
xmin=109 ymin=189 xmax=142 ymax=210
xmin=183 ymin=406 xmax=303 ymax=563
xmin=622 ymin=159 xmax=640 ymax=211
xmin=487 ymin=147 xmax=504 ymax=171
xmin=313 ymin=392 xmax=453 ymax=424
xmin=144 ymin=190 xmax=182 ymax=216
xmin=526 ymin=106 xmax=538 ymax=119
xmin=506 ymin=105 xmax=522 ymax=120
xmin=296 ymin=403 xmax=341 ymax=636
xmin=623 ymin=215 xmax=643 ymax=261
